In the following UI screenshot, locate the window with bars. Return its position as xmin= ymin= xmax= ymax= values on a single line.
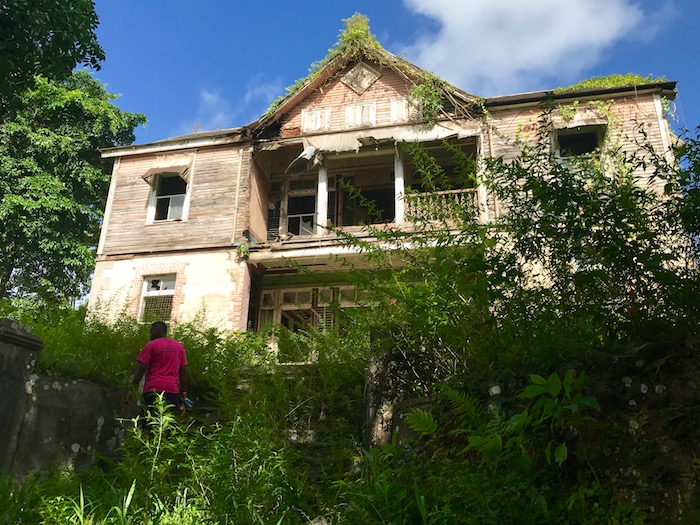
xmin=139 ymin=274 xmax=176 ymax=323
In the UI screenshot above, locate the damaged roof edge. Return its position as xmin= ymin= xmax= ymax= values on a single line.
xmin=485 ymin=81 xmax=678 ymax=108
xmin=101 ymin=127 xmax=249 ymax=158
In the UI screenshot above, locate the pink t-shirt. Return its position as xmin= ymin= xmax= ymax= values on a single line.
xmin=137 ymin=337 xmax=188 ymax=394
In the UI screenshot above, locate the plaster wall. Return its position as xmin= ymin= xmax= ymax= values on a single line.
xmin=89 ymin=250 xmax=249 ymax=331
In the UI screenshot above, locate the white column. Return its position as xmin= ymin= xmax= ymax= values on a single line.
xmin=394 ymin=144 xmax=405 ymax=226
xmin=316 ymin=164 xmax=328 ymax=236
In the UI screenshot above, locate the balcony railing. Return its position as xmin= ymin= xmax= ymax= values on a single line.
xmin=404 ymin=188 xmax=477 ymax=222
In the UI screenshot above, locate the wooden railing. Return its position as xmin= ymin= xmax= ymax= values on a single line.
xmin=404 ymin=188 xmax=477 ymax=222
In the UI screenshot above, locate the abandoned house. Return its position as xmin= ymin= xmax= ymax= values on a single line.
xmin=87 ymin=22 xmax=676 ymax=334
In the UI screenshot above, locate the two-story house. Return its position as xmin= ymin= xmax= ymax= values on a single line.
xmin=87 ymin=22 xmax=676 ymax=333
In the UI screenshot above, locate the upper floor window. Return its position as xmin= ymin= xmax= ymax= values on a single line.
xmin=346 ymin=102 xmax=376 ymax=128
xmin=390 ymin=98 xmax=411 ymax=124
xmin=556 ymin=125 xmax=606 ymax=158
xmin=142 ymin=153 xmax=194 ymax=224
xmin=153 ymin=174 xmax=187 ymax=221
xmin=301 ymin=107 xmax=331 ymax=132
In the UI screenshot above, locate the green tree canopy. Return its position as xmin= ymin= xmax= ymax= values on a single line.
xmin=0 ymin=71 xmax=146 ymax=302
xmin=0 ymin=0 xmax=105 ymax=113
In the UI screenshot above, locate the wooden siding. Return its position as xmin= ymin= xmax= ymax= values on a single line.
xmin=248 ymin=158 xmax=270 ymax=243
xmin=100 ymin=144 xmax=252 ymax=256
xmin=487 ymin=93 xmax=667 ymax=172
xmin=280 ymin=62 xmax=414 ymax=138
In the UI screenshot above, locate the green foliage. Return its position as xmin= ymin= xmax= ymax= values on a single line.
xmin=409 ymin=74 xmax=445 ymax=128
xmin=0 ymin=0 xmax=105 ymax=113
xmin=0 ymin=71 xmax=146 ymax=303
xmin=266 ymin=13 xmax=384 ymax=116
xmin=5 ymin=115 xmax=700 ymax=522
xmin=555 ymin=73 xmax=667 ymax=93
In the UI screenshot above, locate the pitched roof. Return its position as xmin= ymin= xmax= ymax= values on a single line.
xmin=249 ymin=13 xmax=483 ymax=136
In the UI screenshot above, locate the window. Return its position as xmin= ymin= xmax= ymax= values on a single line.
xmin=154 ymin=174 xmax=187 ymax=220
xmin=346 ymin=102 xmax=376 ymax=128
xmin=301 ymin=107 xmax=331 ymax=132
xmin=286 ymin=177 xmax=317 ymax=236
xmin=556 ymin=126 xmax=605 ymax=158
xmin=390 ymin=98 xmax=411 ymax=124
xmin=139 ymin=274 xmax=176 ymax=323
xmin=142 ymin=154 xmax=193 ymax=223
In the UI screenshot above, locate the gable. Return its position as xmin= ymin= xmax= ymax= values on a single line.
xmin=279 ymin=61 xmax=416 ymax=138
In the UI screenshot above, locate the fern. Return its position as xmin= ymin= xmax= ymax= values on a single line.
xmin=406 ymin=408 xmax=438 ymax=437
xmin=443 ymin=387 xmax=484 ymax=426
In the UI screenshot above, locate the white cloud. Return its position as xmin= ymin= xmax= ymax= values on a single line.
xmin=197 ymin=88 xmax=236 ymax=131
xmin=242 ymin=75 xmax=284 ymax=121
xmin=173 ymin=88 xmax=236 ymax=137
xmin=174 ymin=76 xmax=284 ymax=137
xmin=399 ymin=0 xmax=671 ymax=96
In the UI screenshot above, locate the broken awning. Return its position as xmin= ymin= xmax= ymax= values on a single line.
xmin=142 ymin=153 xmax=194 ymax=186
xmin=305 ymin=126 xmax=478 ymax=154
xmin=285 ymin=145 xmax=321 ymax=177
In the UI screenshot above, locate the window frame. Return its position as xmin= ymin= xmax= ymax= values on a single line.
xmin=301 ymin=107 xmax=331 ymax=132
xmin=146 ymin=172 xmax=192 ymax=224
xmin=138 ymin=274 xmax=177 ymax=323
xmin=345 ymin=102 xmax=376 ymax=128
xmin=555 ymin=125 xmax=607 ymax=159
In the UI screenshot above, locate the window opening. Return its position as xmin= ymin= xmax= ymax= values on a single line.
xmin=139 ymin=274 xmax=176 ymax=323
xmin=557 ymin=126 xmax=605 ymax=157
xmin=155 ymin=174 xmax=187 ymax=221
xmin=287 ymin=195 xmax=316 ymax=235
xmin=267 ymin=201 xmax=281 ymax=241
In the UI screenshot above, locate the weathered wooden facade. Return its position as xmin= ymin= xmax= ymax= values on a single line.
xmin=88 ymin=36 xmax=676 ymax=333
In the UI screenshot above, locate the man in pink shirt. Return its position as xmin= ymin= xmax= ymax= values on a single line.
xmin=125 ymin=321 xmax=188 ymax=426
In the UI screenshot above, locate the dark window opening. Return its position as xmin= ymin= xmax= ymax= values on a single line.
xmin=287 ymin=194 xmax=316 ymax=235
xmin=557 ymin=127 xmax=604 ymax=157
xmin=155 ymin=174 xmax=187 ymax=221
xmin=339 ymin=186 xmax=395 ymax=226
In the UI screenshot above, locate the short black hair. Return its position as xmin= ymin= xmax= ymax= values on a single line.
xmin=151 ymin=321 xmax=168 ymax=335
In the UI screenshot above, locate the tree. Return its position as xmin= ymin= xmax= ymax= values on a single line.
xmin=0 ymin=71 xmax=146 ymax=302
xmin=0 ymin=0 xmax=104 ymax=112
xmin=346 ymin=112 xmax=700 ymax=388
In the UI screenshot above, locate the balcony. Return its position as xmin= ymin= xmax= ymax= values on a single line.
xmin=404 ymin=188 xmax=477 ymax=222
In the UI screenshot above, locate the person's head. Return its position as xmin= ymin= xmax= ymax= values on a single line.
xmin=150 ymin=321 xmax=167 ymax=340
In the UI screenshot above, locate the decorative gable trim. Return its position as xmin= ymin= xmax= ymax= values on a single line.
xmin=341 ymin=62 xmax=381 ymax=95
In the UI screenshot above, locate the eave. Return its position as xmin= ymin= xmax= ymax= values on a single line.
xmin=485 ymin=81 xmax=678 ymax=110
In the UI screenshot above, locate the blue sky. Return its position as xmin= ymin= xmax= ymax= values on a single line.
xmin=93 ymin=0 xmax=699 ymax=145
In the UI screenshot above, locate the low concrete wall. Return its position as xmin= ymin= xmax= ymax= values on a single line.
xmin=0 ymin=319 xmax=138 ymax=477
xmin=0 ymin=320 xmax=43 ymax=473
xmin=13 ymin=375 xmax=137 ymax=474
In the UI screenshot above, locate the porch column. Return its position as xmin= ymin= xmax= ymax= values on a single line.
xmin=394 ymin=145 xmax=405 ymax=226
xmin=316 ymin=164 xmax=328 ymax=236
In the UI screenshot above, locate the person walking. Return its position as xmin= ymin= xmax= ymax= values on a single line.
xmin=125 ymin=321 xmax=188 ymax=426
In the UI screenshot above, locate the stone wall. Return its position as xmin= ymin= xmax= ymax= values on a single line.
xmin=0 ymin=319 xmax=138 ymax=477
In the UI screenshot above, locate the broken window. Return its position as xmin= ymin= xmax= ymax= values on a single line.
xmin=287 ymin=195 xmax=315 ymax=236
xmin=139 ymin=274 xmax=176 ymax=323
xmin=556 ymin=126 xmax=605 ymax=157
xmin=146 ymin=173 xmax=189 ymax=223
xmin=327 ymin=153 xmax=396 ymax=227
xmin=256 ymin=286 xmax=371 ymax=334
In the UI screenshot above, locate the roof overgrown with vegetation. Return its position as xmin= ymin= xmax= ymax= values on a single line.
xmin=262 ymin=13 xmax=481 ymax=124
xmin=555 ymin=73 xmax=668 ymax=93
